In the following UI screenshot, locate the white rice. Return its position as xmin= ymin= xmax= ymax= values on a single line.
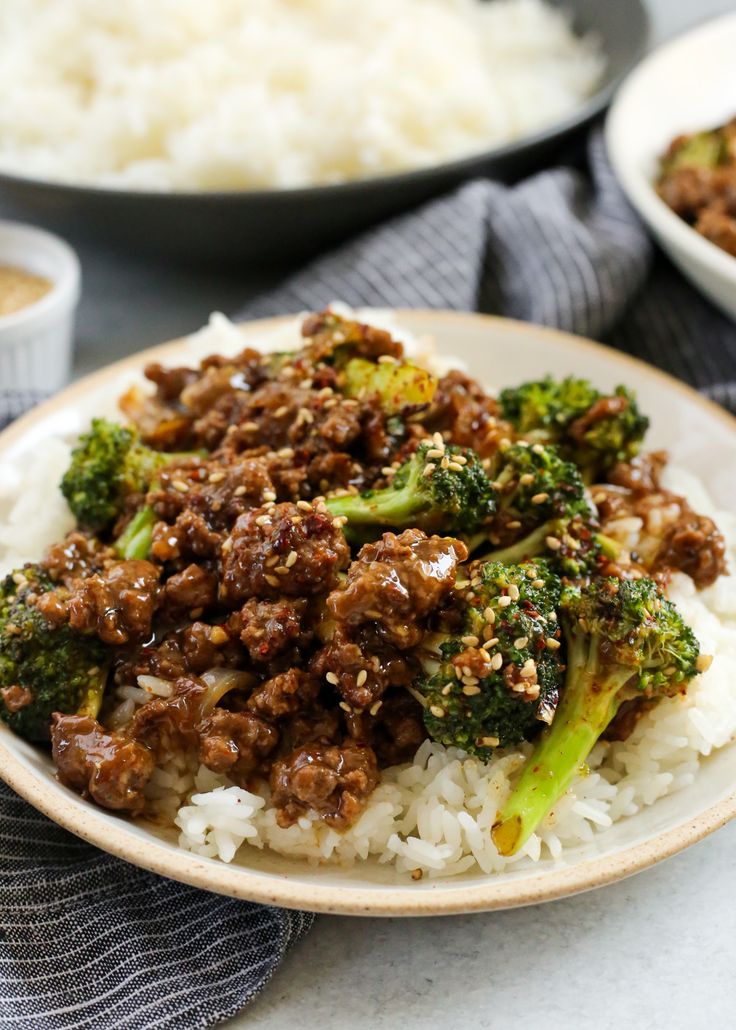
xmin=0 ymin=0 xmax=603 ymax=191
xmin=1 ymin=315 xmax=735 ymax=879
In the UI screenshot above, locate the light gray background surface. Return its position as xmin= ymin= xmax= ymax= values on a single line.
xmin=2 ymin=2 xmax=734 ymax=1027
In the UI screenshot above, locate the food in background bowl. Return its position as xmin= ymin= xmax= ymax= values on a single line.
xmin=0 ymin=309 xmax=731 ymax=879
xmin=0 ymin=264 xmax=52 ymax=317
xmin=657 ymin=118 xmax=736 ymax=258
xmin=0 ymin=0 xmax=604 ymax=192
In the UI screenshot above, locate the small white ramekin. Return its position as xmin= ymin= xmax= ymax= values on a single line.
xmin=0 ymin=221 xmax=81 ymax=392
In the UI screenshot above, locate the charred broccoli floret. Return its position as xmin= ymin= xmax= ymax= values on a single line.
xmin=660 ymin=126 xmax=728 ymax=175
xmin=472 ymin=443 xmax=605 ymax=579
xmin=60 ymin=418 xmax=197 ymax=533
xmin=340 ymin=357 xmax=437 ymax=414
xmin=498 ymin=377 xmax=649 ymax=480
xmin=325 ymin=441 xmax=495 ymax=538
xmin=415 ymin=560 xmax=564 ymax=757
xmin=492 ymin=577 xmax=703 ymax=856
xmin=0 ymin=566 xmax=109 ymax=742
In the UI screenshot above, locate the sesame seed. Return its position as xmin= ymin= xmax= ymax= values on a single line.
xmin=531 ymin=492 xmax=549 ymax=504
xmin=326 ymin=672 xmax=339 ymax=685
xmin=333 ymin=516 xmax=348 ymax=529
xmin=285 ymin=550 xmax=298 ymax=567
xmin=338 ymin=701 xmax=351 ymax=713
xmin=532 ymin=443 xmax=545 ymax=454
xmin=356 ymin=669 xmax=368 ymax=687
xmin=426 ymin=448 xmax=444 ymax=459
xmin=429 ymin=705 xmax=445 ymax=719
xmin=381 ymin=466 xmax=396 ymax=477
xmin=433 ymin=432 xmax=444 ymax=448
xmin=441 ymin=684 xmax=453 ymax=696
xmin=461 ymin=635 xmax=479 ymax=647
xmin=482 ymin=636 xmax=499 ymax=648
xmin=453 ymin=454 xmax=467 ymax=465
xmin=441 ymin=456 xmax=450 ymax=470
xmin=242 ymin=421 xmax=259 ymax=431
xmin=546 ymin=536 xmax=562 ymax=551
xmin=490 ymin=653 xmax=503 ymax=671
xmin=208 ymin=472 xmax=226 ymax=484
xmin=221 ymin=538 xmax=233 ymax=554
xmin=274 ymin=565 xmax=289 ymax=575
xmin=172 ymin=479 xmax=189 ymax=493
xmin=263 ymin=500 xmax=275 ymax=510
xmin=266 ymin=555 xmax=280 ymax=567
xmin=519 ymin=473 xmax=535 ymax=485
xmin=297 ymin=500 xmax=313 ymax=511
xmin=462 ymin=666 xmax=473 ymax=678
xmin=318 ymin=387 xmax=334 ymax=397
xmin=323 ymin=398 xmax=338 ymax=409
xmin=275 ymin=406 xmax=289 ymax=417
xmin=369 ymin=700 xmax=383 ymax=716
xmin=506 ymin=520 xmax=522 ymax=530
xmin=454 ymin=665 xmax=463 ymax=680
xmin=546 ymin=637 xmax=561 ymax=650
xmin=498 ymin=595 xmax=512 ymax=608
xmin=532 ymin=579 xmax=545 ymax=589
xmin=265 ymin=574 xmax=280 ymax=588
xmin=300 ymin=378 xmax=313 ymax=389
xmin=262 ymin=490 xmax=277 ymax=502
xmin=423 ymin=463 xmax=436 ymax=478
xmin=378 ymin=354 xmax=398 ymax=364
xmin=520 ymin=662 xmax=537 ymax=678
xmin=463 ymin=684 xmax=481 ymax=696
xmin=508 ymin=584 xmax=520 ymax=601
xmin=448 ymin=461 xmax=463 ymax=472
xmin=278 ymin=446 xmax=295 ymax=458
xmin=480 ymin=736 xmax=499 ymax=747
xmin=483 ymin=607 xmax=496 ymax=624
xmin=593 ymin=491 xmax=608 ymax=505
xmin=514 ymin=636 xmax=528 ymax=649
xmin=209 ymin=626 xmax=229 ymax=645
xmin=696 ymin=654 xmax=713 ymax=672
xmin=462 ymin=676 xmax=479 ymax=686
xmin=234 ymin=485 xmax=247 ymax=497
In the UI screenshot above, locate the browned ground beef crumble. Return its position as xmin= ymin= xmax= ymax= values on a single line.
xmin=35 ymin=310 xmax=727 ymax=829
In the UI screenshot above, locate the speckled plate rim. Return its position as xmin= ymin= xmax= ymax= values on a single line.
xmin=0 ymin=309 xmax=735 ymax=917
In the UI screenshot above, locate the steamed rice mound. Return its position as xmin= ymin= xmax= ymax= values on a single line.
xmin=0 ymin=0 xmax=604 ymax=190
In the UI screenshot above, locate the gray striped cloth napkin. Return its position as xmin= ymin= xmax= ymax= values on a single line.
xmin=241 ymin=132 xmax=736 ymax=410
xmin=1 ymin=128 xmax=735 ymax=1030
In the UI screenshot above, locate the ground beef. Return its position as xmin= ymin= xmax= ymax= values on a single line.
xmin=42 ymin=532 xmax=113 ymax=586
xmin=38 ymin=560 xmax=160 ymax=646
xmin=198 ymin=709 xmax=279 ymax=785
xmin=606 ymin=452 xmax=668 ymax=495
xmin=270 ymin=742 xmax=380 ymax=828
xmin=695 ymin=205 xmax=736 ymax=256
xmin=301 ymin=310 xmax=403 ymax=363
xmin=426 ymin=370 xmax=510 ymax=456
xmin=129 ymin=677 xmax=208 ymax=757
xmin=245 ymin=668 xmax=318 ymax=720
xmin=0 ymin=685 xmax=33 ymax=712
xmin=371 ymin=691 xmax=427 ymax=766
xmin=327 ymin=529 xmax=467 ymax=649
xmin=220 ymin=501 xmax=350 ymax=603
xmin=311 ymin=628 xmax=419 ymax=709
xmin=229 ymin=598 xmax=311 ymax=664
xmin=180 ymin=621 xmax=242 ymax=673
xmin=150 ymin=511 xmax=223 ymax=563
xmin=655 ymin=512 xmax=727 ymax=589
xmin=163 ymin=564 xmax=217 ymax=613
xmin=568 ymin=394 xmax=630 ymax=442
xmin=51 ymin=713 xmax=154 ymax=813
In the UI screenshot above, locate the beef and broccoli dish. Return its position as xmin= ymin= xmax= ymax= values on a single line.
xmin=657 ymin=117 xmax=736 ymax=257
xmin=0 ymin=310 xmax=727 ymax=863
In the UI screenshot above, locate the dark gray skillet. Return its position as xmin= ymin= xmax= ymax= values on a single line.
xmin=0 ymin=0 xmax=648 ymax=264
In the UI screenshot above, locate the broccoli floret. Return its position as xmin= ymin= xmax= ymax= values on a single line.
xmin=325 ymin=441 xmax=495 ymax=537
xmin=660 ymin=127 xmax=728 ymax=176
xmin=498 ymin=377 xmax=649 ymax=480
xmin=340 ymin=357 xmax=437 ymax=414
xmin=0 ymin=566 xmax=109 ymax=742
xmin=60 ymin=418 xmax=198 ymax=533
xmin=472 ymin=443 xmax=605 ymax=579
xmin=415 ymin=560 xmax=564 ymax=757
xmin=492 ymin=576 xmax=703 ymax=856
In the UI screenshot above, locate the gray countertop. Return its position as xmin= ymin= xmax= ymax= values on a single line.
xmin=2 ymin=1 xmax=734 ymax=1026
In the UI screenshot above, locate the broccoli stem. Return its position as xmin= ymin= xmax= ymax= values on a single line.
xmin=326 ymin=482 xmax=423 ymax=530
xmin=492 ymin=640 xmax=631 ymax=856
xmin=478 ymin=523 xmax=552 ymax=564
xmin=116 ymin=506 xmax=157 ymax=560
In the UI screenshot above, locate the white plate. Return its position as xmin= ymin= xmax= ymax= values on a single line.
xmin=1 ymin=310 xmax=735 ymax=916
xmin=606 ymin=13 xmax=736 ymax=322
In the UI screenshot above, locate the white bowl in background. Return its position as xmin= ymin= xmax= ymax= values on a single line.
xmin=606 ymin=13 xmax=736 ymax=322
xmin=0 ymin=221 xmax=81 ymax=392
